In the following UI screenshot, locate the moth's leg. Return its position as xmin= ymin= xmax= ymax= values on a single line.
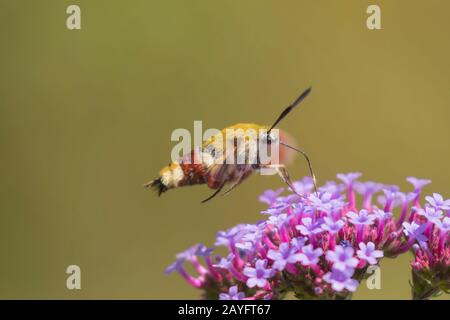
xmin=279 ymin=141 xmax=318 ymax=194
xmin=206 ymin=164 xmax=227 ymax=188
xmin=276 ymin=166 xmax=294 ymax=190
xmin=220 ymin=168 xmax=252 ymax=197
xmin=275 ymin=165 xmax=308 ymax=200
xmin=201 ymin=181 xmax=226 ymax=203
xmin=202 ymin=165 xmax=228 ymax=203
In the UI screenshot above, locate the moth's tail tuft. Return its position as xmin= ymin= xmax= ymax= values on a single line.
xmin=144 ymin=178 xmax=168 ymax=196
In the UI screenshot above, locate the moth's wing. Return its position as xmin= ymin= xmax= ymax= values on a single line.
xmin=202 ymin=129 xmax=226 ymax=166
xmin=201 ymin=128 xmax=236 ymax=178
xmin=201 ymin=163 xmax=231 ymax=202
xmin=201 ymin=126 xmax=256 ymax=191
xmin=221 ymin=167 xmax=253 ymax=196
xmin=278 ymin=130 xmax=297 ymax=165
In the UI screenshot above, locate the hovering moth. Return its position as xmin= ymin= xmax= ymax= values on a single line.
xmin=145 ymin=87 xmax=317 ymax=202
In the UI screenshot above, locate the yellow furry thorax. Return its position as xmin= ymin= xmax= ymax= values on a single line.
xmin=202 ymin=123 xmax=269 ymax=146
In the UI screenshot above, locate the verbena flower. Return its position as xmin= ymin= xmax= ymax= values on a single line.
xmin=409 ymin=197 xmax=450 ymax=299
xmin=402 ymin=222 xmax=427 ymax=242
xmin=425 ymin=193 xmax=450 ymax=211
xmin=323 ymin=267 xmax=359 ymax=293
xmin=267 ymin=243 xmax=302 ymax=271
xmin=347 ymin=210 xmax=376 ymax=226
xmin=357 ymin=242 xmax=384 ymax=265
xmin=296 ymin=217 xmax=323 ymax=235
xmin=165 ymin=173 xmax=449 ymax=300
xmin=219 ymin=286 xmax=246 ymax=300
xmin=297 ymin=244 xmax=323 ymax=266
xmin=321 ymin=217 xmax=345 ymax=234
xmin=417 ymin=207 xmax=443 ymax=223
xmin=326 ymin=245 xmax=359 ymax=271
xmin=406 ymin=177 xmax=431 ymax=192
xmin=243 ymin=259 xmax=274 ymax=288
xmin=259 ymin=188 xmax=284 ymax=205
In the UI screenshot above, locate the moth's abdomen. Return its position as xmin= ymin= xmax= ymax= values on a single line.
xmin=146 ymin=150 xmax=212 ymax=195
xmin=178 ymin=162 xmax=208 ymax=186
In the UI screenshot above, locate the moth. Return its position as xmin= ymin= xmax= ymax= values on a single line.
xmin=145 ymin=87 xmax=317 ymax=203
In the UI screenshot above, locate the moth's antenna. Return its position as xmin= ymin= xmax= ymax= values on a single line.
xmin=267 ymin=87 xmax=312 ymax=134
xmin=279 ymin=141 xmax=318 ymax=195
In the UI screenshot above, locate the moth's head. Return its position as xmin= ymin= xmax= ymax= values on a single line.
xmin=144 ymin=177 xmax=168 ymax=196
xmin=259 ymin=129 xmax=296 ymax=166
xmin=260 ymin=130 xmax=279 ymax=144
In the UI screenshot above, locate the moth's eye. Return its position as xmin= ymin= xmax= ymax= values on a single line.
xmin=261 ymin=133 xmax=271 ymax=143
xmin=268 ymin=132 xmax=278 ymax=142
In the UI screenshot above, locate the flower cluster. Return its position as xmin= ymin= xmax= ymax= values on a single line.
xmin=407 ymin=191 xmax=450 ymax=299
xmin=165 ymin=173 xmax=449 ymax=300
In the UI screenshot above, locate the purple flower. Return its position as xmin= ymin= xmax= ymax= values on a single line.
xmin=406 ymin=177 xmax=431 ymax=191
xmin=402 ymin=222 xmax=427 ymax=242
xmin=165 ymin=258 xmax=184 ymax=275
xmin=296 ymin=217 xmax=323 ymax=235
xmin=165 ymin=254 xmax=206 ymax=288
xmin=327 ymin=199 xmax=347 ymax=213
xmin=326 ymin=245 xmax=359 ymax=271
xmin=354 ymin=181 xmax=383 ymax=195
xmin=308 ymin=192 xmax=334 ymax=212
xmin=381 ymin=188 xmax=404 ymax=206
xmin=243 ymin=259 xmax=274 ymax=288
xmin=356 ymin=242 xmax=383 ymax=265
xmin=260 ymin=203 xmax=290 ymax=216
xmin=403 ymin=192 xmax=418 ymax=206
xmin=383 ymin=185 xmax=400 ymax=193
xmin=346 ymin=210 xmax=376 ymax=226
xmin=417 ymin=206 xmax=443 ymax=223
xmin=323 ymin=268 xmax=358 ymax=292
xmin=236 ymin=227 xmax=260 ymax=251
xmin=291 ymin=202 xmax=313 ymax=216
xmin=267 ymin=214 xmax=288 ymax=228
xmin=215 ymin=226 xmax=244 ymax=246
xmin=377 ymin=194 xmax=403 ymax=209
xmin=267 ymin=243 xmax=302 ymax=271
xmin=340 ymin=240 xmax=352 ymax=248
xmin=241 ymin=229 xmax=261 ymax=243
xmin=336 ymin=172 xmax=362 ymax=186
xmin=372 ymin=209 xmax=393 ymax=221
xmin=298 ymin=244 xmax=323 ymax=266
xmin=292 ymin=177 xmax=315 ymax=194
xmin=166 ymin=172 xmax=449 ymax=300
xmin=214 ymin=253 xmax=235 ymax=270
xmin=194 ymin=244 xmax=214 ymax=257
xmin=321 ymin=217 xmax=345 ymax=234
xmin=241 ymin=223 xmax=260 ymax=234
xmin=435 ymin=217 xmax=450 ymax=233
xmin=219 ymin=286 xmax=246 ymax=300
xmin=259 ymin=188 xmax=284 ymax=205
xmin=277 ymin=194 xmax=302 ymax=204
xmin=176 ymin=244 xmax=201 ymax=261
xmin=290 ymin=237 xmax=307 ymax=251
xmin=425 ymin=193 xmax=450 ymax=211
xmin=235 ymin=241 xmax=254 ymax=251
xmin=319 ymin=181 xmax=345 ymax=195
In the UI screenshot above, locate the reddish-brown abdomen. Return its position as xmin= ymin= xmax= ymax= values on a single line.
xmin=179 ymin=162 xmax=208 ymax=186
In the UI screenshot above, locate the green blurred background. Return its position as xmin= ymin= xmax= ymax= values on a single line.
xmin=0 ymin=0 xmax=449 ymax=299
